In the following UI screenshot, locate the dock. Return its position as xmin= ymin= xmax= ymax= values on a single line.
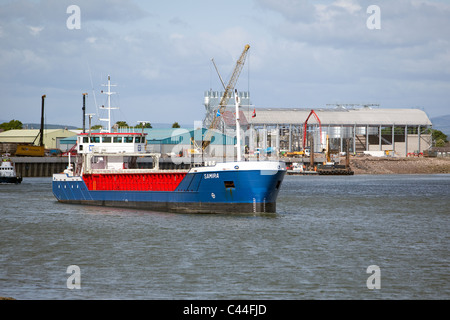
xmin=12 ymin=155 xmax=355 ymax=177
xmin=287 ymin=170 xmax=318 ymax=175
xmin=12 ymin=157 xmax=70 ymax=178
xmin=317 ymin=166 xmax=354 ymax=175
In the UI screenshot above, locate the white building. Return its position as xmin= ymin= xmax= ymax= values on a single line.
xmin=203 ymin=90 xmax=433 ymax=157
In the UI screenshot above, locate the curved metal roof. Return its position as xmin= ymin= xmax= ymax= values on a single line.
xmin=245 ymin=108 xmax=432 ymax=126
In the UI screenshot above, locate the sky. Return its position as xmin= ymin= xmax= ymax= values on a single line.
xmin=1 ymin=0 xmax=449 ymax=128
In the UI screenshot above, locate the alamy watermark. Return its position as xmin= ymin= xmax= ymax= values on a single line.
xmin=366 ymin=265 xmax=381 ymax=289
xmin=66 ymin=4 xmax=380 ymax=31
xmin=66 ymin=265 xmax=81 ymax=289
xmin=64 ymin=264 xmax=380 ymax=291
xmin=66 ymin=5 xmax=81 ymax=30
xmin=367 ymin=5 xmax=381 ymax=30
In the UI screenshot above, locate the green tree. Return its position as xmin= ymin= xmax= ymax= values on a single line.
xmin=0 ymin=119 xmax=23 ymax=131
xmin=172 ymin=122 xmax=180 ymax=128
xmin=435 ymin=139 xmax=446 ymax=147
xmin=115 ymin=121 xmax=129 ymax=127
xmin=427 ymin=129 xmax=448 ymax=146
xmin=135 ymin=122 xmax=152 ymax=128
xmin=433 ymin=129 xmax=448 ymax=143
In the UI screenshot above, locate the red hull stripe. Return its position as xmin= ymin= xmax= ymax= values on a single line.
xmin=83 ymin=173 xmax=187 ymax=191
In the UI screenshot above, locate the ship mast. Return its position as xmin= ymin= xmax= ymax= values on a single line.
xmin=99 ymin=75 xmax=118 ymax=133
xmin=235 ymin=89 xmax=241 ymax=162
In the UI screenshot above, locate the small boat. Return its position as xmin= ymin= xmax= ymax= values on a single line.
xmin=0 ymin=153 xmax=22 ymax=184
xmin=287 ymin=162 xmax=318 ymax=175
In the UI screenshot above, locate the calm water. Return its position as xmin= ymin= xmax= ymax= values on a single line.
xmin=1 ymin=174 xmax=449 ymax=300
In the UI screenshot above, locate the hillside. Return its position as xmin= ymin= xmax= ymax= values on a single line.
xmin=430 ymin=114 xmax=450 ymax=138
xmin=0 ymin=120 xmax=78 ymax=130
xmin=23 ymin=123 xmax=79 ymax=130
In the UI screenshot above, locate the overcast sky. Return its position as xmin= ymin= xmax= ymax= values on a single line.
xmin=1 ymin=0 xmax=449 ymax=128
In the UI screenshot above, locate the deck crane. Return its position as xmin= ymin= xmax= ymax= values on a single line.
xmin=302 ymin=109 xmax=322 ymax=150
xmin=202 ymin=44 xmax=250 ymax=150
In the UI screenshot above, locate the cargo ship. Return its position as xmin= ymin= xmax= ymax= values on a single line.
xmin=52 ymin=136 xmax=286 ymax=213
xmin=52 ymin=76 xmax=286 ymax=213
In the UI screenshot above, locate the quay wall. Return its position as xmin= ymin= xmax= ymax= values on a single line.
xmin=10 ymin=155 xmax=450 ymax=177
xmin=11 ymin=155 xmax=328 ymax=177
xmin=12 ymin=157 xmax=71 ymax=178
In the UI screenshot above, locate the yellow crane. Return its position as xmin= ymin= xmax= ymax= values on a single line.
xmin=202 ymin=44 xmax=250 ymax=150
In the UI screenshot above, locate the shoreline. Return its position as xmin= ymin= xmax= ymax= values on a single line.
xmin=349 ymin=156 xmax=450 ymax=175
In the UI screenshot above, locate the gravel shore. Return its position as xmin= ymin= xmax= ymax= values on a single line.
xmin=350 ymin=156 xmax=450 ymax=175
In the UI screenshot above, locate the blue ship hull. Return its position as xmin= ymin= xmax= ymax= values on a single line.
xmin=52 ymin=164 xmax=286 ymax=214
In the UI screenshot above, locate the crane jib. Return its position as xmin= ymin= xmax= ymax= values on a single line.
xmin=202 ymin=44 xmax=250 ymax=150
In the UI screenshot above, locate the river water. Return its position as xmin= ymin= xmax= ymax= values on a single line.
xmin=1 ymin=174 xmax=449 ymax=300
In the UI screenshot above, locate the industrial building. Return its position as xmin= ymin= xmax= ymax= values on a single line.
xmin=203 ymin=90 xmax=433 ymax=158
xmin=59 ymin=128 xmax=238 ymax=159
xmin=1 ymin=90 xmax=433 ymax=161
xmin=144 ymin=128 xmax=236 ymax=157
xmin=0 ymin=129 xmax=79 ymax=154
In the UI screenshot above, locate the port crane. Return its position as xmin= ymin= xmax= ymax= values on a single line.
xmin=202 ymin=44 xmax=250 ymax=150
xmin=303 ymin=109 xmax=322 ymax=149
xmin=16 ymin=95 xmax=46 ymax=156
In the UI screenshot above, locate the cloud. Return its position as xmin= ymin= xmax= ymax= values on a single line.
xmin=169 ymin=17 xmax=189 ymax=28
xmin=1 ymin=0 xmax=449 ymax=128
xmin=333 ymin=0 xmax=362 ymax=14
xmin=240 ymin=0 xmax=450 ymax=117
xmin=253 ymin=0 xmax=450 ymax=75
xmin=0 ymin=0 xmax=149 ymax=80
xmin=256 ymin=0 xmax=450 ymax=48
xmin=28 ymin=26 xmax=44 ymax=36
xmin=257 ymin=0 xmax=316 ymax=22
xmin=0 ymin=0 xmax=148 ymax=24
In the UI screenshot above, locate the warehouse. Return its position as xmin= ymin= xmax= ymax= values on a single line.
xmin=60 ymin=127 xmax=237 ymax=159
xmin=144 ymin=128 xmax=236 ymax=159
xmin=203 ymin=90 xmax=433 ymax=158
xmin=0 ymin=129 xmax=79 ymax=153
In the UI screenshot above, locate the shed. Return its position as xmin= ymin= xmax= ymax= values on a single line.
xmin=0 ymin=129 xmax=79 ymax=149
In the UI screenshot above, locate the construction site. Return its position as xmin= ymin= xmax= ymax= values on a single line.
xmin=199 ymin=45 xmax=433 ymax=174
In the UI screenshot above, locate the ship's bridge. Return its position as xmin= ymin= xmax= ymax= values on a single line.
xmin=77 ymin=132 xmax=147 ymax=154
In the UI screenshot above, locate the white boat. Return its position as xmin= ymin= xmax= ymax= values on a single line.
xmin=0 ymin=154 xmax=22 ymax=184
